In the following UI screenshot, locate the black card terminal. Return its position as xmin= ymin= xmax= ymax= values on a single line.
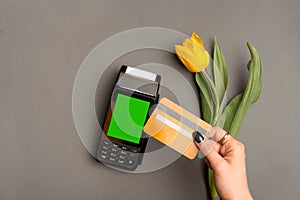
xmin=97 ymin=65 xmax=161 ymax=171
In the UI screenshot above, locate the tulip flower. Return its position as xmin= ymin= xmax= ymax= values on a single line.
xmin=176 ymin=33 xmax=220 ymax=119
xmin=175 ymin=33 xmax=210 ymax=72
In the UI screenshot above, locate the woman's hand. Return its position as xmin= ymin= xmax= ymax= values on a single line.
xmin=193 ymin=127 xmax=253 ymax=200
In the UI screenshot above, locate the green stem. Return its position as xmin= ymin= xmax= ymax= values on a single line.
xmin=201 ymin=70 xmax=220 ymax=122
xmin=209 ymin=169 xmax=218 ymax=200
xmin=201 ymin=70 xmax=221 ymax=200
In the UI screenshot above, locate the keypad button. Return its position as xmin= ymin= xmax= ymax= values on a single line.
xmin=121 ymin=145 xmax=130 ymax=151
xmin=101 ymin=150 xmax=108 ymax=155
xmin=109 ymin=157 xmax=116 ymax=162
xmin=120 ymin=150 xmax=127 ymax=155
xmin=102 ymin=146 xmax=109 ymax=150
xmin=110 ymin=153 xmax=116 ymax=157
xmin=127 ymin=159 xmax=134 ymax=165
xmin=131 ymin=148 xmax=138 ymax=153
xmin=101 ymin=155 xmax=107 ymax=159
xmin=129 ymin=153 xmax=137 ymax=158
xmin=119 ymin=155 xmax=125 ymax=159
xmin=111 ymin=148 xmax=117 ymax=152
xmin=103 ymin=140 xmax=109 ymax=145
xmin=118 ymin=160 xmax=124 ymax=164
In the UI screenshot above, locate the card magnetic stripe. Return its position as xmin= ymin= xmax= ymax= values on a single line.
xmin=156 ymin=104 xmax=210 ymax=136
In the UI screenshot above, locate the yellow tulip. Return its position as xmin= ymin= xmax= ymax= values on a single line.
xmin=175 ymin=33 xmax=210 ymax=72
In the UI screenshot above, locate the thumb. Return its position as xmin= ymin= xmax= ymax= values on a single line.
xmin=193 ymin=131 xmax=225 ymax=171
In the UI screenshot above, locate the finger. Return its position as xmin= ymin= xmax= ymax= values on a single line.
xmin=193 ymin=131 xmax=219 ymax=155
xmin=193 ymin=131 xmax=225 ymax=170
xmin=219 ymin=134 xmax=236 ymax=154
xmin=207 ymin=126 xmax=228 ymax=143
xmin=221 ymin=134 xmax=235 ymax=145
xmin=219 ymin=135 xmax=246 ymax=163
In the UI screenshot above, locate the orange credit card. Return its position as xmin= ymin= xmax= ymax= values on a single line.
xmin=143 ymin=98 xmax=212 ymax=159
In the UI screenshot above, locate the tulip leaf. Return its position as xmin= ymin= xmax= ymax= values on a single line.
xmin=229 ymin=43 xmax=262 ymax=137
xmin=213 ymin=37 xmax=228 ymax=109
xmin=195 ymin=72 xmax=214 ymax=123
xmin=250 ymin=54 xmax=263 ymax=103
xmin=216 ymin=93 xmax=243 ymax=133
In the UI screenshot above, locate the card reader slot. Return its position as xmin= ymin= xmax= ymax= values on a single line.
xmin=117 ymin=73 xmax=159 ymax=97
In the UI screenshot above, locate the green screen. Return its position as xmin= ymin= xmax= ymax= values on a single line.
xmin=107 ymin=94 xmax=150 ymax=144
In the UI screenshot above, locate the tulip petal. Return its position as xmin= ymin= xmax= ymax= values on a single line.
xmin=179 ymin=48 xmax=200 ymax=72
xmin=175 ymin=45 xmax=190 ymax=68
xmin=191 ymin=32 xmax=204 ymax=49
xmin=182 ymin=38 xmax=194 ymax=50
xmin=197 ymin=50 xmax=210 ymax=68
xmin=175 ymin=45 xmax=185 ymax=57
xmin=192 ymin=38 xmax=204 ymax=55
xmin=180 ymin=57 xmax=196 ymax=72
xmin=176 ymin=45 xmax=198 ymax=72
xmin=181 ymin=57 xmax=199 ymax=72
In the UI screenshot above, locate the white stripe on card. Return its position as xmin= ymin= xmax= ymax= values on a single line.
xmin=156 ymin=114 xmax=193 ymax=140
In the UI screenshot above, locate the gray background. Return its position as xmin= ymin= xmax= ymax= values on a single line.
xmin=1 ymin=0 xmax=299 ymax=199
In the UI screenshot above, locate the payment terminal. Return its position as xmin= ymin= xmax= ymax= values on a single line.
xmin=97 ymin=65 xmax=161 ymax=171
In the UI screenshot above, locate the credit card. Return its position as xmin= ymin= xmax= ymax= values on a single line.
xmin=143 ymin=98 xmax=212 ymax=159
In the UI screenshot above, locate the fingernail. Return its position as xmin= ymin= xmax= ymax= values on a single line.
xmin=193 ymin=131 xmax=205 ymax=143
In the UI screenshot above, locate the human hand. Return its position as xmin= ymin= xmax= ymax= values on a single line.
xmin=193 ymin=127 xmax=253 ymax=200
